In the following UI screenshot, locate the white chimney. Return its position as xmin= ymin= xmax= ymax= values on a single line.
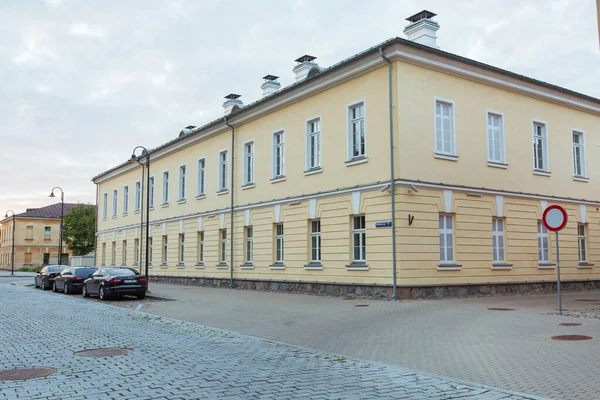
xmin=223 ymin=94 xmax=243 ymax=115
xmin=403 ymin=10 xmax=440 ymax=48
xmin=293 ymin=55 xmax=320 ymax=81
xmin=261 ymin=75 xmax=281 ymax=97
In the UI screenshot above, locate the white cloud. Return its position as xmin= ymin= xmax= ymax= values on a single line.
xmin=70 ymin=23 xmax=105 ymax=38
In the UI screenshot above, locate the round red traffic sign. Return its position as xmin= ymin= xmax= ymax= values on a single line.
xmin=542 ymin=205 xmax=568 ymax=232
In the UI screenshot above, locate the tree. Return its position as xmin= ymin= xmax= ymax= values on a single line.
xmin=63 ymin=204 xmax=96 ymax=256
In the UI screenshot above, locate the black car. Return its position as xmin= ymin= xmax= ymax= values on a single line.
xmin=83 ymin=267 xmax=147 ymax=300
xmin=53 ymin=267 xmax=97 ymax=294
xmin=35 ymin=265 xmax=67 ymax=290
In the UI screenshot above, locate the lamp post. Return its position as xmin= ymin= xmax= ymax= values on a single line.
xmin=4 ymin=210 xmax=15 ymax=276
xmin=129 ymin=146 xmax=150 ymax=283
xmin=49 ymin=187 xmax=64 ymax=265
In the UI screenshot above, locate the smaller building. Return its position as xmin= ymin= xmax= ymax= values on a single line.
xmin=0 ymin=203 xmax=80 ymax=269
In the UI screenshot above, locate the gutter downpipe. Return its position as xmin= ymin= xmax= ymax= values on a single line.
xmin=380 ymin=46 xmax=398 ymax=300
xmin=225 ymin=116 xmax=235 ymax=289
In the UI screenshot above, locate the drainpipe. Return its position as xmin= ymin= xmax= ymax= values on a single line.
xmin=225 ymin=117 xmax=235 ymax=289
xmin=380 ymin=47 xmax=398 ymax=300
xmin=95 ymin=183 xmax=99 ymax=266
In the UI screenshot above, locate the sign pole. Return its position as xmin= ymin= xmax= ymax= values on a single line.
xmin=556 ymin=231 xmax=562 ymax=315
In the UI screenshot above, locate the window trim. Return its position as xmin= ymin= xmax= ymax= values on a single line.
xmin=351 ymin=215 xmax=366 ymax=263
xmin=177 ymin=233 xmax=185 ymax=267
xmin=112 ymin=189 xmax=118 ymax=217
xmin=571 ymin=129 xmax=587 ymax=179
xmin=162 ymin=170 xmax=170 ymax=205
xmin=577 ymin=223 xmax=588 ymax=264
xmin=123 ymin=185 xmax=129 ymax=215
xmin=486 ymin=109 xmax=506 ymax=165
xmin=433 ymin=97 xmax=457 ymax=157
xmin=271 ymin=129 xmax=286 ymax=179
xmin=218 ymin=229 xmax=228 ymax=266
xmin=122 ymin=240 xmax=127 ymax=266
xmin=274 ymin=223 xmax=284 ymax=264
xmin=148 ymin=176 xmax=155 ymax=209
xmin=243 ymin=140 xmax=255 ymax=186
xmin=305 ymin=116 xmax=322 ymax=172
xmin=218 ymin=149 xmax=229 ymax=192
xmin=161 ymin=235 xmax=168 ymax=266
xmin=196 ymin=231 xmax=204 ymax=267
xmin=196 ymin=157 xmax=206 ymax=198
xmin=492 ymin=217 xmax=506 ymax=265
xmin=438 ymin=214 xmax=456 ymax=266
xmin=102 ymin=192 xmax=108 ymax=219
xmin=178 ymin=164 xmax=187 ymax=202
xmin=244 ymin=226 xmax=253 ymax=266
xmin=346 ymin=99 xmax=367 ymax=162
xmin=134 ymin=181 xmax=141 ymax=212
xmin=532 ymin=119 xmax=550 ymax=173
xmin=308 ymin=219 xmax=322 ymax=266
xmin=537 ymin=221 xmax=552 ymax=267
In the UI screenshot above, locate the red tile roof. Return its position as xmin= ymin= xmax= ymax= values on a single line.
xmin=15 ymin=203 xmax=86 ymax=219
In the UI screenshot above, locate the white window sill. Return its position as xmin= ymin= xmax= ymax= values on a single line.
xmin=195 ymin=263 xmax=205 ymax=269
xmin=176 ymin=264 xmax=185 ymax=269
xmin=304 ymin=262 xmax=324 ymax=270
xmin=269 ymin=263 xmax=285 ymax=270
xmin=345 ymin=262 xmax=369 ymax=271
xmin=537 ymin=263 xmax=556 ymax=269
xmin=217 ymin=190 xmax=229 ymax=196
xmin=487 ymin=161 xmax=508 ymax=169
xmin=434 ymin=153 xmax=458 ymax=162
xmin=345 ymin=156 xmax=368 ymax=167
xmin=216 ymin=263 xmax=228 ymax=269
xmin=533 ymin=170 xmax=551 ymax=177
xmin=161 ymin=203 xmax=169 ymax=208
xmin=149 ymin=207 xmax=154 ymax=211
xmin=577 ymin=262 xmax=594 ymax=269
xmin=102 ymin=217 xmax=107 ymax=221
xmin=242 ymin=183 xmax=256 ymax=190
xmin=437 ymin=263 xmax=462 ymax=271
xmin=160 ymin=264 xmax=168 ymax=269
xmin=270 ymin=176 xmax=286 ymax=184
xmin=122 ymin=213 xmax=128 ymax=217
xmin=148 ymin=264 xmax=153 ymax=268
xmin=134 ymin=209 xmax=141 ymax=214
xmin=239 ymin=264 xmax=254 ymax=270
xmin=195 ymin=194 xmax=206 ymax=200
xmin=491 ymin=263 xmax=513 ymax=270
xmin=112 ymin=216 xmax=117 ymax=219
xmin=177 ymin=199 xmax=186 ymax=204
xmin=304 ymin=167 xmax=323 ymax=176
xmin=573 ymin=176 xmax=589 ymax=182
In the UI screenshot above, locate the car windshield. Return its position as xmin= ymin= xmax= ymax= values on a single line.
xmin=106 ymin=268 xmax=137 ymax=277
xmin=46 ymin=266 xmax=65 ymax=273
xmin=75 ymin=268 xmax=97 ymax=276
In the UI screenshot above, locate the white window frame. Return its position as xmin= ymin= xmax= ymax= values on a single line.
xmin=434 ymin=97 xmax=457 ymax=157
xmin=148 ymin=176 xmax=154 ymax=208
xmin=134 ymin=181 xmax=141 ymax=212
xmin=197 ymin=231 xmax=204 ymax=264
xmin=134 ymin=238 xmax=139 ymax=265
xmin=306 ymin=116 xmax=322 ymax=171
xmin=162 ymin=235 xmax=168 ymax=264
xmin=218 ymin=149 xmax=228 ymax=192
xmin=149 ymin=237 xmax=153 ymax=264
xmin=310 ymin=219 xmax=321 ymax=263
xmin=162 ymin=170 xmax=169 ymax=205
xmin=492 ymin=218 xmax=505 ymax=264
xmin=111 ymin=241 xmax=116 ymax=265
xmin=102 ymin=193 xmax=108 ymax=219
xmin=352 ymin=215 xmax=366 ymax=263
xmin=532 ymin=119 xmax=549 ymax=172
xmin=123 ymin=185 xmax=129 ymax=214
xmin=220 ymin=229 xmax=227 ymax=264
xmin=197 ymin=158 xmax=206 ymax=197
xmin=346 ymin=100 xmax=366 ymax=162
xmin=486 ymin=110 xmax=506 ymax=164
xmin=101 ymin=243 xmax=106 ymax=265
xmin=112 ymin=189 xmax=118 ymax=217
xmin=275 ymin=223 xmax=284 ymax=263
xmin=578 ymin=223 xmax=587 ymax=263
xmin=122 ymin=240 xmax=127 ymax=265
xmin=439 ymin=214 xmax=454 ymax=264
xmin=243 ymin=140 xmax=255 ymax=186
xmin=272 ymin=130 xmax=285 ymax=179
xmin=178 ymin=233 xmax=185 ymax=264
xmin=537 ymin=221 xmax=549 ymax=263
xmin=572 ymin=129 xmax=587 ymax=178
xmin=178 ymin=164 xmax=186 ymax=201
xmin=245 ymin=226 xmax=253 ymax=264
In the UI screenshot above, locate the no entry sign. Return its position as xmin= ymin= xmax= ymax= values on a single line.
xmin=542 ymin=205 xmax=567 ymax=232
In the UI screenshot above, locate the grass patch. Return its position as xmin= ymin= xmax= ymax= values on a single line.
xmin=20 ymin=267 xmax=43 ymax=273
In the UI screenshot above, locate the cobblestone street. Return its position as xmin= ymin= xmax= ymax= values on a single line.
xmin=0 ymin=283 xmax=546 ymax=400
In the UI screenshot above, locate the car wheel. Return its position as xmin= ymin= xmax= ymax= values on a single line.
xmin=82 ymin=284 xmax=89 ymax=298
xmin=64 ymin=282 xmax=69 ymax=295
xmin=136 ymin=293 xmax=146 ymax=300
xmin=52 ymin=282 xmax=58 ymax=292
xmin=40 ymin=279 xmax=46 ymax=290
xmin=99 ymin=285 xmax=108 ymax=301
xmin=34 ymin=279 xmax=38 ymax=288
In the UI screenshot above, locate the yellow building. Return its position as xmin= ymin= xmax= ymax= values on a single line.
xmin=92 ymin=11 xmax=600 ymax=299
xmin=0 ymin=203 xmax=79 ymax=269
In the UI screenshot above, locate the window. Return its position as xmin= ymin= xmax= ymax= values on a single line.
xmin=352 ymin=216 xmax=366 ymax=263
xmin=103 ymin=193 xmax=108 ymax=219
xmin=162 ymin=171 xmax=169 ymax=204
xmin=245 ymin=227 xmax=253 ymax=264
xmin=273 ymin=131 xmax=285 ymax=178
xmin=197 ymin=159 xmax=205 ymax=196
xmin=492 ymin=218 xmax=505 ymax=264
xmin=178 ymin=234 xmax=185 ymax=264
xmin=24 ymin=253 xmax=32 ymax=265
xmin=111 ymin=241 xmax=116 ymax=265
xmin=123 ymin=185 xmax=129 ymax=214
xmin=487 ymin=112 xmax=504 ymax=163
xmin=578 ymin=224 xmax=587 ymax=263
xmin=243 ymin=142 xmax=254 ymax=185
xmin=307 ymin=118 xmax=321 ymax=170
xmin=275 ymin=224 xmax=284 ymax=263
xmin=197 ymin=232 xmax=204 ymax=264
xmin=439 ymin=214 xmax=454 ymax=264
xmin=179 ymin=165 xmax=186 ymax=201
xmin=162 ymin=235 xmax=168 ymax=264
xmin=112 ymin=189 xmax=118 ymax=217
xmin=135 ymin=181 xmax=141 ymax=211
xmin=348 ymin=103 xmax=365 ymax=159
xmin=533 ymin=122 xmax=548 ymax=171
xmin=310 ymin=220 xmax=321 ymax=263
xmin=572 ymin=131 xmax=586 ymax=177
xmin=220 ymin=229 xmax=227 ymax=264
xmin=435 ymin=100 xmax=455 ymax=155
xmin=101 ymin=243 xmax=106 ymax=265
xmin=44 ymin=226 xmax=51 ymax=240
xmin=537 ymin=222 xmax=549 ymax=263
xmin=26 ymin=226 xmax=33 ymax=240
xmin=122 ymin=240 xmax=127 ymax=264
xmin=149 ymin=237 xmax=153 ymax=264
xmin=218 ymin=150 xmax=228 ymax=191
xmin=149 ymin=177 xmax=154 ymax=208
xmin=134 ymin=238 xmax=139 ymax=264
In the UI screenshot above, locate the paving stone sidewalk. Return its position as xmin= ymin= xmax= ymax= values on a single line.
xmin=0 ymin=284 xmax=546 ymax=400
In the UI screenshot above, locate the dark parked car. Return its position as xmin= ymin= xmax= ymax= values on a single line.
xmin=82 ymin=267 xmax=147 ymax=300
xmin=35 ymin=265 xmax=67 ymax=290
xmin=53 ymin=267 xmax=97 ymax=294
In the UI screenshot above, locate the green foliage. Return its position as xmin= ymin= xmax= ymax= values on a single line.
xmin=63 ymin=204 xmax=96 ymax=256
xmin=20 ymin=266 xmax=43 ymax=272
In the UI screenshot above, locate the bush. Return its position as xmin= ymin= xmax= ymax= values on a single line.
xmin=20 ymin=267 xmax=43 ymax=273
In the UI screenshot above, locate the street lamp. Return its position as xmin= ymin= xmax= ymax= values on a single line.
xmin=49 ymin=187 xmax=64 ymax=265
xmin=129 ymin=146 xmax=150 ymax=283
xmin=4 ymin=210 xmax=15 ymax=276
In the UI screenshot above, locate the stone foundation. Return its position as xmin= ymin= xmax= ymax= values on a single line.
xmin=149 ymin=275 xmax=600 ymax=301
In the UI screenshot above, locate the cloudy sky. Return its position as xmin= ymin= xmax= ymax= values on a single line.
xmin=0 ymin=0 xmax=598 ymax=215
